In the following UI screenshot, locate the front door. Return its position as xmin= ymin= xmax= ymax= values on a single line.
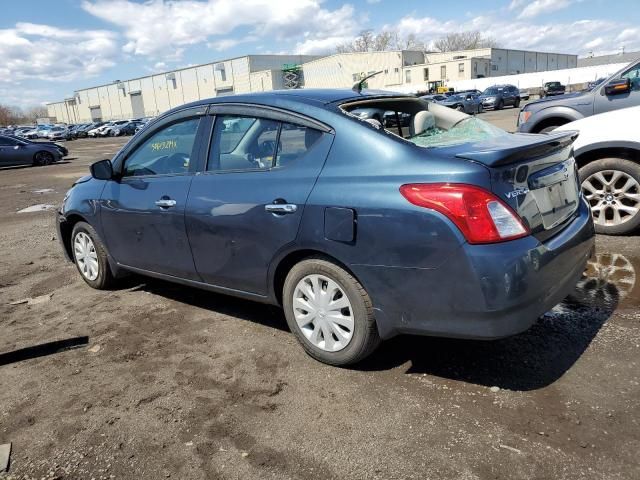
xmin=0 ymin=136 xmax=30 ymax=166
xmin=186 ymin=109 xmax=333 ymax=295
xmin=100 ymin=113 xmax=205 ymax=279
xmin=594 ymin=62 xmax=640 ymax=114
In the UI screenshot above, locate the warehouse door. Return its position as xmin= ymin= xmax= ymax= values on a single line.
xmin=90 ymin=107 xmax=102 ymax=122
xmin=130 ymin=93 xmax=145 ymax=118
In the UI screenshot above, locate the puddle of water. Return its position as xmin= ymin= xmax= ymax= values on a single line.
xmin=17 ymin=204 xmax=56 ymax=213
xmin=560 ymin=252 xmax=640 ymax=311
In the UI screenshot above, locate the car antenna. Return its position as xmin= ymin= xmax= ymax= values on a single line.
xmin=352 ymin=70 xmax=384 ymax=93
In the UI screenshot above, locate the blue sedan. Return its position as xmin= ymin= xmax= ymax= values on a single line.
xmin=57 ymin=89 xmax=594 ymax=366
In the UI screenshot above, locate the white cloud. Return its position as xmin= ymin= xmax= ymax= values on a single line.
xmin=0 ymin=85 xmax=52 ymax=107
xmin=516 ymin=0 xmax=574 ymax=20
xmin=394 ymin=14 xmax=640 ymax=57
xmin=0 ymin=22 xmax=118 ymax=84
xmin=82 ymin=0 xmax=361 ymax=57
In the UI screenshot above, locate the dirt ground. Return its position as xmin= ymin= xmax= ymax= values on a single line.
xmin=1 ymin=130 xmax=639 ymax=480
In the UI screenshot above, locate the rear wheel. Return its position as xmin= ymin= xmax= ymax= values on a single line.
xmin=71 ymin=222 xmax=116 ymax=289
xmin=283 ymin=257 xmax=381 ymax=366
xmin=33 ymin=151 xmax=54 ymax=166
xmin=580 ymin=158 xmax=640 ymax=235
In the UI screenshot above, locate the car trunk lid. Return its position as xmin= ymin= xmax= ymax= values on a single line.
xmin=454 ymin=131 xmax=581 ymax=237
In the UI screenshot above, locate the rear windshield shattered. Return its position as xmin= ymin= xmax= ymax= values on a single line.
xmin=408 ymin=117 xmax=508 ymax=148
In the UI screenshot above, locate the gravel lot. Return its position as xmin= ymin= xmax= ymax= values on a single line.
xmin=1 ymin=110 xmax=639 ymax=480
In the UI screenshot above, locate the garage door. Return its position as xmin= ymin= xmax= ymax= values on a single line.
xmin=90 ymin=107 xmax=102 ymax=122
xmin=130 ymin=93 xmax=145 ymax=118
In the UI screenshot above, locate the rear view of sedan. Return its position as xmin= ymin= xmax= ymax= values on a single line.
xmin=57 ymin=90 xmax=594 ymax=366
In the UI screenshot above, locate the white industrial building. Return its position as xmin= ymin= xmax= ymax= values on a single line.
xmin=47 ymin=48 xmax=578 ymax=124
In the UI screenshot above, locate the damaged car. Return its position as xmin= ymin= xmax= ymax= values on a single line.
xmin=57 ymin=89 xmax=594 ymax=366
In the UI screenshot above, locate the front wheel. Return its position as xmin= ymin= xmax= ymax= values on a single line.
xmin=496 ymin=100 xmax=504 ymax=110
xmin=283 ymin=257 xmax=381 ymax=366
xmin=71 ymin=222 xmax=116 ymax=289
xmin=580 ymin=158 xmax=640 ymax=235
xmin=33 ymin=151 xmax=54 ymax=166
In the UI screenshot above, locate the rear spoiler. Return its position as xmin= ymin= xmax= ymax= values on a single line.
xmin=455 ymin=131 xmax=578 ymax=167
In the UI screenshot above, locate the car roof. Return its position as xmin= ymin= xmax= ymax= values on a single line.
xmin=183 ymin=88 xmax=410 ymax=109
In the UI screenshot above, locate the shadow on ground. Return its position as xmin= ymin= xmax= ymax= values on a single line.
xmin=121 ymin=250 xmax=637 ymax=391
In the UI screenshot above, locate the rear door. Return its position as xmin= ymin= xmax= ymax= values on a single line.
xmin=100 ymin=107 xmax=207 ymax=279
xmin=185 ymin=105 xmax=333 ymax=295
xmin=594 ymin=62 xmax=640 ymax=114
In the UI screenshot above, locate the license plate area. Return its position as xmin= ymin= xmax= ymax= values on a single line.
xmin=529 ymin=159 xmax=579 ymax=229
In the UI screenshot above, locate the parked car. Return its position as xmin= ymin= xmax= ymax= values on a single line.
xmin=540 ymin=81 xmax=566 ymax=97
xmin=518 ymin=59 xmax=640 ymax=133
xmin=479 ymin=85 xmax=521 ymax=110
xmin=434 ymin=93 xmax=483 ymax=114
xmin=420 ymin=94 xmax=447 ymax=103
xmin=76 ymin=123 xmax=102 ymax=138
xmin=555 ymin=106 xmax=640 ymax=235
xmin=457 ymin=89 xmax=483 ymax=97
xmin=587 ymin=77 xmax=607 ymax=90
xmin=57 ymin=89 xmax=594 ymax=366
xmin=0 ymin=134 xmax=64 ymax=167
xmin=111 ymin=121 xmax=141 ymax=136
xmin=87 ymin=123 xmax=111 ymax=137
xmin=519 ymin=89 xmax=530 ymax=101
xmin=101 ymin=120 xmax=130 ymax=137
xmin=8 ymin=135 xmax=68 ymax=157
xmin=349 ymin=107 xmax=386 ymax=123
xmin=45 ymin=126 xmax=71 ymax=141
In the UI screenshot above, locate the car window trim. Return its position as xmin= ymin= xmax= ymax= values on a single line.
xmin=207 ymin=103 xmax=333 ymax=133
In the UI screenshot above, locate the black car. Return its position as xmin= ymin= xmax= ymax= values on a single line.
xmin=479 ymin=85 xmax=521 ymax=110
xmin=113 ymin=121 xmax=142 ymax=136
xmin=540 ymin=81 xmax=566 ymax=97
xmin=76 ymin=123 xmax=104 ymax=138
xmin=0 ymin=135 xmax=64 ymax=167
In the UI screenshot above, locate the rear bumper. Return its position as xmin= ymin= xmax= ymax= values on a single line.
xmin=354 ymin=197 xmax=595 ymax=340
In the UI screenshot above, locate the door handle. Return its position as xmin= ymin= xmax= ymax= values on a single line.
xmin=155 ymin=198 xmax=177 ymax=208
xmin=265 ymin=203 xmax=297 ymax=214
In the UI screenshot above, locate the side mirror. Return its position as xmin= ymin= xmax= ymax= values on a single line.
xmin=604 ymin=78 xmax=631 ymax=95
xmin=90 ymin=159 xmax=114 ymax=180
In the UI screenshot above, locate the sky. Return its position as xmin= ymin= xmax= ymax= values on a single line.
xmin=1 ymin=0 xmax=639 ymax=107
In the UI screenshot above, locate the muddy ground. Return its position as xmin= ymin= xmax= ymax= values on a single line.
xmin=0 ymin=133 xmax=639 ymax=480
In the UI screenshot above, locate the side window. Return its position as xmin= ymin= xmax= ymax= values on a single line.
xmin=275 ymin=123 xmax=322 ymax=167
xmin=123 ymin=117 xmax=200 ymax=177
xmin=208 ymin=115 xmax=279 ymax=171
xmin=0 ymin=136 xmax=17 ymax=146
xmin=621 ymin=64 xmax=640 ymax=91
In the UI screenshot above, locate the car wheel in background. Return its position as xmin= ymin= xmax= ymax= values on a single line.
xmin=71 ymin=222 xmax=116 ymax=289
xmin=496 ymin=100 xmax=504 ymax=110
xmin=580 ymin=158 xmax=640 ymax=235
xmin=477 ymin=104 xmax=483 ymax=114
xmin=455 ymin=105 xmax=464 ymax=112
xmin=282 ymin=257 xmax=381 ymax=366
xmin=33 ymin=151 xmax=54 ymax=166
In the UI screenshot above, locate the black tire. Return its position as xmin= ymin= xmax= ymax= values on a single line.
xmin=496 ymin=100 xmax=504 ymax=110
xmin=514 ymin=98 xmax=521 ymax=108
xmin=71 ymin=221 xmax=116 ymax=289
xmin=282 ymin=257 xmax=381 ymax=366
xmin=477 ymin=104 xmax=483 ymax=114
xmin=33 ymin=151 xmax=54 ymax=166
xmin=537 ymin=125 xmax=560 ymax=134
xmin=579 ymin=158 xmax=640 ymax=235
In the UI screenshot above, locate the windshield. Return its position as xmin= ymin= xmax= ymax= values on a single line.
xmin=483 ymin=87 xmax=501 ymax=95
xmin=407 ymin=117 xmax=508 ymax=148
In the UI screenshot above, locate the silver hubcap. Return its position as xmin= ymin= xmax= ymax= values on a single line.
xmin=292 ymin=274 xmax=354 ymax=352
xmin=74 ymin=232 xmax=99 ymax=281
xmin=582 ymin=170 xmax=640 ymax=226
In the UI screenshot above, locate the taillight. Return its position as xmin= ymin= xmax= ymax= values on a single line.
xmin=399 ymin=183 xmax=529 ymax=244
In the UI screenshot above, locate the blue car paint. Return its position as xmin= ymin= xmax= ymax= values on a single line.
xmin=57 ymin=88 xmax=595 ymax=341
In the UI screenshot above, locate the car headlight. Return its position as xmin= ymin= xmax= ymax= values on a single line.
xmin=518 ymin=110 xmax=532 ymax=125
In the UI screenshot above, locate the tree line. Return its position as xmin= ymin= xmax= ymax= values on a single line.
xmin=336 ymin=30 xmax=498 ymax=54
xmin=0 ymin=104 xmax=49 ymax=126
